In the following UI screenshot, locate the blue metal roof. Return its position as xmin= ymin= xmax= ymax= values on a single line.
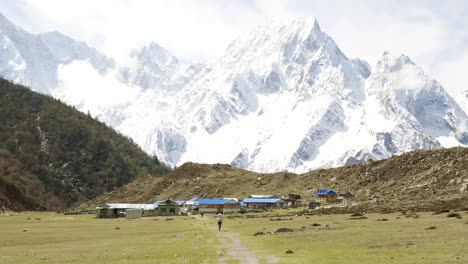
xmin=175 ymin=200 xmax=185 ymax=205
xmin=198 ymin=198 xmax=228 ymax=205
xmin=152 ymin=200 xmax=162 ymax=205
xmin=315 ymin=189 xmax=337 ymax=195
xmin=188 ymin=197 xmax=198 ymax=202
xmin=243 ymin=198 xmax=285 ymax=203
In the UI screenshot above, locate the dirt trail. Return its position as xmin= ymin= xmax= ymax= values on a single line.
xmin=195 ymin=215 xmax=265 ymax=264
xmin=217 ymin=231 xmax=260 ymax=264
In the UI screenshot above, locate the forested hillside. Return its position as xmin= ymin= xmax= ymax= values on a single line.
xmin=0 ymin=79 xmax=169 ymax=211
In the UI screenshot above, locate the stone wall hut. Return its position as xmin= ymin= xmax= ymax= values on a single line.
xmin=307 ymin=199 xmax=321 ymax=209
xmin=95 ymin=205 xmax=118 ymax=218
xmin=339 ymin=192 xmax=355 ymax=207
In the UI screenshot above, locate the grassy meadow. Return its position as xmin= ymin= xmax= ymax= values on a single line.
xmin=226 ymin=210 xmax=467 ymax=263
xmin=0 ymin=210 xmax=466 ymax=263
xmin=0 ymin=213 xmax=220 ymax=264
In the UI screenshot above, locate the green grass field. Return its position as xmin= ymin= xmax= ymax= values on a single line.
xmin=227 ymin=211 xmax=467 ymax=263
xmin=0 ymin=211 xmax=466 ymax=263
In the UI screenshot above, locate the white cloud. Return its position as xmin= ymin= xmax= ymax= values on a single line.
xmin=388 ymin=64 xmax=427 ymax=92
xmin=1 ymin=0 xmax=467 ymax=95
xmin=434 ymin=52 xmax=468 ymax=95
xmin=54 ymin=61 xmax=139 ymax=107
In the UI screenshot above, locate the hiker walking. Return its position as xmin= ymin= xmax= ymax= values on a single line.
xmin=217 ymin=213 xmax=223 ymax=231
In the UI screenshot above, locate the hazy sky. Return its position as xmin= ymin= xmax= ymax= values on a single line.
xmin=1 ymin=0 xmax=467 ymax=95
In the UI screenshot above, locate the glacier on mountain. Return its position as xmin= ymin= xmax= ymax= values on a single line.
xmin=1 ymin=13 xmax=467 ymax=173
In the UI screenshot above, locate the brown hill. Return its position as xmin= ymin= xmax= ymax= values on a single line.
xmin=84 ymin=147 xmax=468 ymax=211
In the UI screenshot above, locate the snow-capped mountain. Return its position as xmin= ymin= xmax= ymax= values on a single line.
xmin=1 ymin=13 xmax=467 ymax=173
xmin=0 ymin=12 xmax=114 ymax=93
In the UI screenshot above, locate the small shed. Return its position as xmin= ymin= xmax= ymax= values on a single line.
xmin=126 ymin=209 xmax=142 ymax=219
xmin=339 ymin=192 xmax=355 ymax=207
xmin=281 ymin=194 xmax=302 ymax=208
xmin=315 ymin=189 xmax=338 ymax=203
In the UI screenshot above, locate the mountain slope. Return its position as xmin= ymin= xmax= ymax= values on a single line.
xmin=0 ymin=79 xmax=168 ymax=211
xmin=87 ymin=146 xmax=468 ymax=212
xmin=115 ymin=18 xmax=372 ymax=171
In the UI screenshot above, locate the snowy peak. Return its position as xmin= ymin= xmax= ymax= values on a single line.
xmin=210 ymin=17 xmax=366 ymax=102
xmin=125 ymin=41 xmax=180 ymax=90
xmin=136 ymin=41 xmax=179 ymax=68
xmin=0 ymin=12 xmax=114 ymax=93
xmin=375 ymin=51 xmax=415 ymax=73
xmin=224 ymin=17 xmax=335 ymax=65
xmin=368 ymin=51 xmax=468 ymax=145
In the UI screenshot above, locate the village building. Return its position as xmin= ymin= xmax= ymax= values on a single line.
xmin=339 ymin=192 xmax=355 ymax=207
xmin=198 ymin=198 xmax=240 ymax=214
xmin=95 ymin=206 xmax=118 ymax=218
xmin=281 ymin=194 xmax=302 ymax=208
xmin=181 ymin=197 xmax=199 ymax=214
xmin=222 ymin=199 xmax=242 ymax=214
xmin=153 ymin=199 xmax=180 ymax=216
xmin=306 ymin=198 xmax=321 ymax=209
xmin=243 ymin=198 xmax=286 ymax=210
xmin=248 ymin=194 xmax=278 ymax=199
xmin=96 ymin=203 xmax=157 ymax=219
xmin=315 ymin=189 xmax=338 ymax=203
